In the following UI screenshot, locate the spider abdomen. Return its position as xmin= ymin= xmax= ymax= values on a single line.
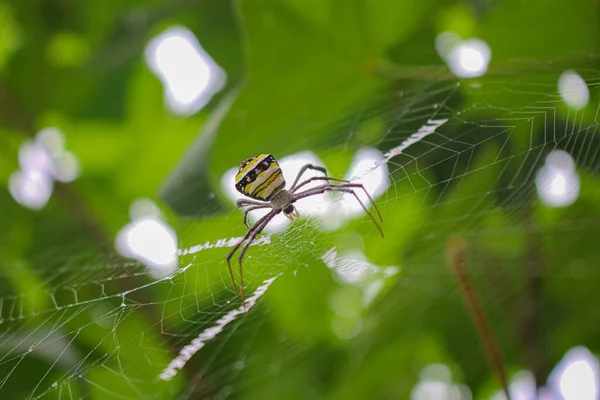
xmin=235 ymin=154 xmax=286 ymax=201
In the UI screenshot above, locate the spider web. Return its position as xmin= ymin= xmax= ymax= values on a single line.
xmin=2 ymin=57 xmax=600 ymax=399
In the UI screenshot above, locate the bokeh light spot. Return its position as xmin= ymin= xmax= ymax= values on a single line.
xmin=116 ymin=199 xmax=178 ymax=278
xmin=145 ymin=26 xmax=226 ymax=116
xmin=436 ymin=33 xmax=491 ymax=78
xmin=536 ymin=150 xmax=580 ymax=208
xmin=9 ymin=170 xmax=53 ymax=210
xmin=10 ymin=128 xmax=80 ymax=210
xmin=548 ymin=346 xmax=599 ymax=400
xmin=558 ymin=70 xmax=589 ymax=110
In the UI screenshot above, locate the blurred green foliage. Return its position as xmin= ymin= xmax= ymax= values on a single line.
xmin=1 ymin=0 xmax=600 ymax=399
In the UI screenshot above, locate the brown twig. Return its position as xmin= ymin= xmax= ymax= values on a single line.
xmin=446 ymin=237 xmax=511 ymax=399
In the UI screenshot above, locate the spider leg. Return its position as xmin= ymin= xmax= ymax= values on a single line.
xmin=290 ymin=164 xmax=328 ymax=191
xmin=237 ymin=210 xmax=280 ymax=312
xmin=327 ymin=182 xmax=383 ymax=222
xmin=292 ymin=179 xmax=383 ymax=222
xmin=292 ymin=184 xmax=384 ymax=237
xmin=236 ymin=198 xmax=265 ymax=208
xmin=291 ymin=176 xmax=349 ymax=194
xmin=242 ymin=205 xmax=270 ymax=229
xmin=226 ymin=210 xmax=275 ymax=298
xmin=294 ymin=182 xmax=383 ymax=221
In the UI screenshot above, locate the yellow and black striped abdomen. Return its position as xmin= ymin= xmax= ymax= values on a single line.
xmin=235 ymin=154 xmax=286 ymax=201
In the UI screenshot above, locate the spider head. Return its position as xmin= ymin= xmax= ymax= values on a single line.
xmin=283 ymin=205 xmax=300 ymax=221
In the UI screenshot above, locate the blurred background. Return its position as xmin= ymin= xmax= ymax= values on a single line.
xmin=1 ymin=0 xmax=600 ymax=398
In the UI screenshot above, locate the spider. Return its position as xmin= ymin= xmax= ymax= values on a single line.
xmin=227 ymin=154 xmax=383 ymax=312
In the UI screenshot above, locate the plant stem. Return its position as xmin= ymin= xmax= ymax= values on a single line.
xmin=446 ymin=237 xmax=511 ymax=399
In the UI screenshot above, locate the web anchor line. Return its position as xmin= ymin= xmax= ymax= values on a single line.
xmin=341 ymin=118 xmax=450 ymax=179
xmin=377 ymin=118 xmax=449 ymax=166
xmin=159 ymin=275 xmax=280 ymax=381
xmin=177 ymin=235 xmax=271 ymax=256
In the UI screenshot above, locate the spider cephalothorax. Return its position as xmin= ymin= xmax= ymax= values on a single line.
xmin=228 ymin=153 xmax=383 ymax=312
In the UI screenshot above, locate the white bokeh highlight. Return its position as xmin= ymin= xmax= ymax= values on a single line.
xmin=9 ymin=127 xmax=80 ymax=210
xmin=19 ymin=140 xmax=53 ymax=174
xmin=328 ymin=147 xmax=388 ymax=230
xmin=490 ymin=346 xmax=600 ymax=400
xmin=436 ymin=32 xmax=491 ymax=78
xmin=549 ymin=346 xmax=599 ymax=400
xmin=116 ymin=199 xmax=178 ymax=278
xmin=322 ymin=247 xmax=398 ymax=287
xmin=9 ymin=171 xmax=53 ymax=210
xmin=536 ymin=150 xmax=580 ymax=208
xmin=145 ymin=26 xmax=226 ymax=116
xmin=411 ymin=363 xmax=470 ymax=400
xmin=558 ymin=70 xmax=589 ymax=110
xmin=490 ymin=371 xmax=536 ymax=400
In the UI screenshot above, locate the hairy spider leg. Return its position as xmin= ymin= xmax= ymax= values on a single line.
xmin=241 ymin=205 xmax=271 ymax=229
xmin=289 ymin=164 xmax=328 ymax=191
xmin=226 ymin=211 xmax=275 ymax=297
xmin=236 ymin=210 xmax=280 ymax=312
xmin=293 ymin=184 xmax=384 ymax=237
xmin=226 ymin=210 xmax=277 ymax=312
xmin=331 ymin=187 xmax=383 ymax=236
xmin=236 ymin=199 xmax=269 ymax=228
xmin=294 ymin=180 xmax=383 ymax=222
xmin=291 ymin=175 xmax=350 ymax=194
xmin=236 ymin=198 xmax=265 ymax=208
